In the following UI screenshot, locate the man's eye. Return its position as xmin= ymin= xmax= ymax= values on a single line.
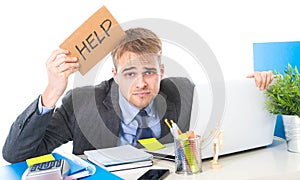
xmin=145 ymin=71 xmax=155 ymax=75
xmin=126 ymin=72 xmax=136 ymax=77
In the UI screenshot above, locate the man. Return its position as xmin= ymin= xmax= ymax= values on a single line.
xmin=2 ymin=27 xmax=273 ymax=163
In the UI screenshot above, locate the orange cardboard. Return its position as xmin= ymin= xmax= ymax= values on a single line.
xmin=60 ymin=6 xmax=125 ymax=75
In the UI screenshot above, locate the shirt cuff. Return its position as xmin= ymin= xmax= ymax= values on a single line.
xmin=38 ymin=95 xmax=54 ymax=115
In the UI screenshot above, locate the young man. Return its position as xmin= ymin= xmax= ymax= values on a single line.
xmin=2 ymin=28 xmax=273 ymax=163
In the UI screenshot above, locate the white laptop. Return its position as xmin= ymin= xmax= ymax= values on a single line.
xmin=151 ymin=79 xmax=276 ymax=159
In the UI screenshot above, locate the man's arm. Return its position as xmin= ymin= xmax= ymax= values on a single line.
xmin=2 ymin=94 xmax=75 ymax=163
xmin=2 ymin=49 xmax=79 ymax=163
xmin=3 ymin=97 xmax=54 ymax=163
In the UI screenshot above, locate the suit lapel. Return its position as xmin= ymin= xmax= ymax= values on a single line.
xmin=101 ymin=80 xmax=122 ymax=142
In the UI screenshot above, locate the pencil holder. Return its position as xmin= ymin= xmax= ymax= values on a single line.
xmin=174 ymin=136 xmax=202 ymax=175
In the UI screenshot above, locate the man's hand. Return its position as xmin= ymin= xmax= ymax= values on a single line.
xmin=41 ymin=49 xmax=79 ymax=108
xmin=246 ymin=71 xmax=274 ymax=90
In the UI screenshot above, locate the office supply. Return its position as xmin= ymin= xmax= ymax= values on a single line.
xmin=170 ymin=120 xmax=182 ymax=135
xmin=174 ymin=133 xmax=202 ymax=174
xmin=25 ymin=154 xmax=55 ymax=167
xmin=84 ymin=145 xmax=153 ymax=171
xmin=145 ymin=152 xmax=175 ymax=162
xmin=53 ymin=150 xmax=96 ymax=179
xmin=22 ymin=152 xmax=96 ymax=179
xmin=164 ymin=119 xmax=172 ymax=129
xmin=0 ymin=152 xmax=122 ymax=180
xmin=25 ymin=159 xmax=69 ymax=180
xmin=137 ymin=169 xmax=170 ymax=180
xmin=138 ymin=138 xmax=165 ymax=151
xmin=164 ymin=119 xmax=174 ymax=136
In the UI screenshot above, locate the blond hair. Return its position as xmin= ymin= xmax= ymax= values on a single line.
xmin=111 ymin=27 xmax=162 ymax=69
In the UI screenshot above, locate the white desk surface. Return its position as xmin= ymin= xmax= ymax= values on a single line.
xmin=113 ymin=138 xmax=300 ymax=180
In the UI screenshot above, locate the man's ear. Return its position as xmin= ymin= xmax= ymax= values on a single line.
xmin=112 ymin=68 xmax=119 ymax=84
xmin=160 ymin=64 xmax=165 ymax=79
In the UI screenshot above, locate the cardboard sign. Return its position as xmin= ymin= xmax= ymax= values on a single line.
xmin=60 ymin=6 xmax=125 ymax=75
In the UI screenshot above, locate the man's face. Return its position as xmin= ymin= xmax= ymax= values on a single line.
xmin=113 ymin=51 xmax=164 ymax=109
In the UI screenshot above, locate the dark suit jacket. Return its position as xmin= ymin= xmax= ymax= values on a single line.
xmin=3 ymin=77 xmax=194 ymax=163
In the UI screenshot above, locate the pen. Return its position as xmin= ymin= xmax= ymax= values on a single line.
xmin=164 ymin=119 xmax=175 ymax=137
xmin=170 ymin=120 xmax=182 ymax=135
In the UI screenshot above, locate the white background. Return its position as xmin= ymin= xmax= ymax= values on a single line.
xmin=1 ymin=0 xmax=300 ymax=165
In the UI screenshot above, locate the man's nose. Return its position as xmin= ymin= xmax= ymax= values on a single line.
xmin=135 ymin=75 xmax=147 ymax=88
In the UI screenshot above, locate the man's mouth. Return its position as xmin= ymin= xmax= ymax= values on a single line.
xmin=132 ymin=91 xmax=151 ymax=97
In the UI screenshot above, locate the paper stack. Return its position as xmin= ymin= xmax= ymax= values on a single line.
xmin=84 ymin=145 xmax=153 ymax=172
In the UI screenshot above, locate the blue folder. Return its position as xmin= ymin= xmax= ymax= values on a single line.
xmin=253 ymin=41 xmax=300 ymax=139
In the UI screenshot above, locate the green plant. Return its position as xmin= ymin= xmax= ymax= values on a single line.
xmin=265 ymin=64 xmax=300 ymax=117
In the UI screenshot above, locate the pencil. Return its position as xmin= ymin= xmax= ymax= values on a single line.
xmin=164 ymin=119 xmax=172 ymax=129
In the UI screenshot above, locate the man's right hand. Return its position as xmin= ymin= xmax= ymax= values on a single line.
xmin=41 ymin=49 xmax=79 ymax=108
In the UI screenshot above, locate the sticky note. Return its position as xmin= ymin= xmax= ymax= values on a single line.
xmin=26 ymin=154 xmax=55 ymax=167
xmin=138 ymin=138 xmax=165 ymax=151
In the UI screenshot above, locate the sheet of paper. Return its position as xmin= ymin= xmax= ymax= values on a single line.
xmin=138 ymin=138 xmax=166 ymax=151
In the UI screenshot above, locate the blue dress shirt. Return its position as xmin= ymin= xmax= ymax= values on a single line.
xmin=117 ymin=90 xmax=161 ymax=146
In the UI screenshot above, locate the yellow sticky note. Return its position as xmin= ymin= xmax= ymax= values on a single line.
xmin=138 ymin=138 xmax=165 ymax=151
xmin=26 ymin=154 xmax=55 ymax=167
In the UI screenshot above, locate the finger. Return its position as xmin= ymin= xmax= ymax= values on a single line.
xmin=254 ymin=73 xmax=262 ymax=88
xmin=268 ymin=71 xmax=274 ymax=81
xmin=61 ymin=65 xmax=79 ymax=77
xmin=57 ymin=62 xmax=79 ymax=73
xmin=260 ymin=73 xmax=267 ymax=90
xmin=46 ymin=49 xmax=69 ymax=64
xmin=53 ymin=56 xmax=77 ymax=68
xmin=264 ymin=71 xmax=274 ymax=89
xmin=246 ymin=73 xmax=255 ymax=78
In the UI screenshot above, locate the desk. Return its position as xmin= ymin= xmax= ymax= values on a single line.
xmin=113 ymin=138 xmax=300 ymax=179
xmin=2 ymin=138 xmax=300 ymax=179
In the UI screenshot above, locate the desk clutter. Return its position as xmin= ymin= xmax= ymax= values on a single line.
xmin=0 ymin=151 xmax=122 ymax=180
xmin=165 ymin=119 xmax=203 ymax=175
xmin=84 ymin=145 xmax=153 ymax=172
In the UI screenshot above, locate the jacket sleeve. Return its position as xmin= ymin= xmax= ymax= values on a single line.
xmin=2 ymin=95 xmax=73 ymax=163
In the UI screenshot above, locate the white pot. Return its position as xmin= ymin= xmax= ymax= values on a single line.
xmin=282 ymin=115 xmax=300 ymax=153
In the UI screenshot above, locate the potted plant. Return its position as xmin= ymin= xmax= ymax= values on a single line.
xmin=265 ymin=64 xmax=300 ymax=153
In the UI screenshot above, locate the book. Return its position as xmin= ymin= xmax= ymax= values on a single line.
xmin=84 ymin=145 xmax=153 ymax=171
xmin=89 ymin=158 xmax=152 ymax=172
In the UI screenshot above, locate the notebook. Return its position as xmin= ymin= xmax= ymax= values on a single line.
xmin=84 ymin=145 xmax=153 ymax=171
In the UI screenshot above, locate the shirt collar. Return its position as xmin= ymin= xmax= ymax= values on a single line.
xmin=118 ymin=89 xmax=156 ymax=125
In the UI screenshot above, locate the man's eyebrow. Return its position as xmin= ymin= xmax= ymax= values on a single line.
xmin=121 ymin=67 xmax=136 ymax=73
xmin=144 ymin=67 xmax=157 ymax=71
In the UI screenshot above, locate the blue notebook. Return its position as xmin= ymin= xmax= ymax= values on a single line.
xmin=0 ymin=153 xmax=123 ymax=180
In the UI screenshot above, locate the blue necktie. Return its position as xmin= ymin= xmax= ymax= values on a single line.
xmin=136 ymin=109 xmax=153 ymax=140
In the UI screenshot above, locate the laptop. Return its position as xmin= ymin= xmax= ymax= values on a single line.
xmin=149 ymin=78 xmax=276 ymax=160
